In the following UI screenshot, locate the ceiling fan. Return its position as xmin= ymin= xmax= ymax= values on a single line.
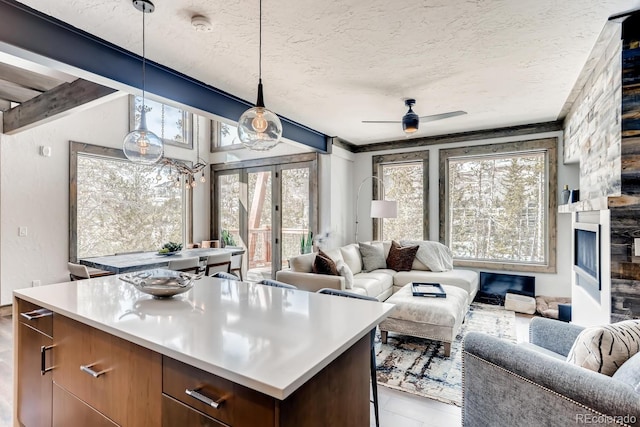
xmin=362 ymin=99 xmax=467 ymax=134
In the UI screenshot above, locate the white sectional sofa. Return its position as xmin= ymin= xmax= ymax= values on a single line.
xmin=275 ymin=241 xmax=478 ymax=302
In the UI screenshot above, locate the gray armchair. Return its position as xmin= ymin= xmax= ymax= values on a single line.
xmin=462 ymin=317 xmax=640 ymax=426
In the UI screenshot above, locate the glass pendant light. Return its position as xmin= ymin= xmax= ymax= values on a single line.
xmin=237 ymin=0 xmax=282 ymax=150
xmin=123 ymin=0 xmax=163 ymax=164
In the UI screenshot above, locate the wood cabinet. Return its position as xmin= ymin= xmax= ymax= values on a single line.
xmin=53 ymin=314 xmax=162 ymax=427
xmin=16 ymin=299 xmax=53 ymax=427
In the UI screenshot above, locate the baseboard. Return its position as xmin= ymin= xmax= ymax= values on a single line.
xmin=0 ymin=304 xmax=12 ymax=317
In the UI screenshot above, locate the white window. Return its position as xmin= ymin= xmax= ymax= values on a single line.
xmin=130 ymin=96 xmax=192 ymax=148
xmin=440 ymin=138 xmax=557 ymax=272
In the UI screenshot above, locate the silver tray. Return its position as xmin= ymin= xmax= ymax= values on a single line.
xmin=119 ymin=269 xmax=203 ymax=298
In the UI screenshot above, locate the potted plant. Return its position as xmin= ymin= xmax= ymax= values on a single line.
xmin=221 ymin=229 xmax=237 ymax=248
xmin=300 ymin=230 xmax=313 ymax=254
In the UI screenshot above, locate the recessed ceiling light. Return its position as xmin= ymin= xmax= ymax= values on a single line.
xmin=191 ymin=15 xmax=212 ymax=32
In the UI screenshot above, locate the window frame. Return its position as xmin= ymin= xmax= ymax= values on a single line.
xmin=439 ymin=137 xmax=558 ymax=273
xmin=372 ymin=151 xmax=429 ymax=241
xmin=69 ymin=141 xmax=193 ymax=262
xmin=128 ymin=95 xmax=193 ymax=149
xmin=210 ymin=120 xmax=244 ymax=152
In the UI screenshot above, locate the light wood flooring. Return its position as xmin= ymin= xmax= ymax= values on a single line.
xmin=0 ymin=311 xmax=531 ymax=427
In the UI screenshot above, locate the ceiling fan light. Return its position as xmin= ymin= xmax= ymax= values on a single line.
xmin=402 ymin=111 xmax=419 ymax=134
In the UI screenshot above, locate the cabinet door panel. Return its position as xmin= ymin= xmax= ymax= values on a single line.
xmin=52 ymin=383 xmax=117 ymax=427
xmin=53 ymin=314 xmax=161 ymax=426
xmin=17 ymin=322 xmax=52 ymax=427
xmin=162 ymin=394 xmax=227 ymax=427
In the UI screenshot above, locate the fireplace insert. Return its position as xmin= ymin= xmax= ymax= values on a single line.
xmin=573 ymin=222 xmax=600 ymax=300
xmin=476 ymin=272 xmax=535 ymax=305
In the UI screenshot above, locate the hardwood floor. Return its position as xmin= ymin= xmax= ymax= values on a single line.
xmin=0 ymin=314 xmax=13 ymax=427
xmin=0 ymin=312 xmax=531 ymax=427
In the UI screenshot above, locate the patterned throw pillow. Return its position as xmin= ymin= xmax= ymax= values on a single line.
xmin=358 ymin=242 xmax=386 ymax=272
xmin=386 ymin=241 xmax=419 ymax=272
xmin=566 ymin=319 xmax=640 ymax=376
xmin=312 ymin=250 xmax=339 ymax=276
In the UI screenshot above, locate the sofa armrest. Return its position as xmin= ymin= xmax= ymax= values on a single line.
xmin=529 ymin=317 xmax=584 ymax=357
xmin=462 ymin=332 xmax=640 ymax=426
xmin=275 ymin=270 xmax=345 ymax=293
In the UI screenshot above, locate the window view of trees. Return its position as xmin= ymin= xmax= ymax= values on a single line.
xmin=76 ymin=154 xmax=183 ymax=258
xmin=447 ymin=152 xmax=546 ymax=263
xmin=219 ymin=123 xmax=240 ymax=147
xmin=218 ymin=173 xmax=240 ymax=245
xmin=133 ymin=96 xmax=190 ymax=145
xmin=281 ymin=168 xmax=310 ymax=268
xmin=381 ymin=162 xmax=424 ymax=240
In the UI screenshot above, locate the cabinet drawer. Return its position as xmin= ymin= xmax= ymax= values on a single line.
xmin=17 ymin=298 xmax=53 ymax=337
xmin=53 ymin=382 xmax=118 ymax=427
xmin=53 ymin=314 xmax=162 ymax=427
xmin=163 ymin=356 xmax=275 ymax=427
xmin=162 ymin=394 xmax=228 ymax=427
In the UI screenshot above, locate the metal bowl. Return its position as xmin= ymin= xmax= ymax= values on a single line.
xmin=119 ymin=269 xmax=202 ymax=298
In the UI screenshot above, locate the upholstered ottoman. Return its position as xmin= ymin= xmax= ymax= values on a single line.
xmin=379 ymin=284 xmax=469 ymax=357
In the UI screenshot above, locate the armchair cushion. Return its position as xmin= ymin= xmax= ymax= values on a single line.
xmin=358 ymin=242 xmax=386 ymax=272
xmin=613 ymin=352 xmax=640 ymax=393
xmin=566 ymin=319 xmax=640 ymax=376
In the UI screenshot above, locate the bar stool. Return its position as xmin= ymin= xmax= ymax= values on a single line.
xmin=204 ymin=253 xmax=232 ymax=276
xmin=167 ymin=257 xmax=201 ymax=274
xmin=259 ymin=279 xmax=297 ymax=290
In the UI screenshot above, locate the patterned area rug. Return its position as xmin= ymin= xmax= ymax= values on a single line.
xmin=375 ymin=302 xmax=516 ymax=406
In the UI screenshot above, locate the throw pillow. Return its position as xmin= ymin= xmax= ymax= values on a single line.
xmin=386 ymin=240 xmax=419 ymax=272
xmin=312 ymin=250 xmax=339 ymax=276
xmin=400 ymin=240 xmax=453 ymax=272
xmin=566 ymin=319 xmax=640 ymax=376
xmin=358 ymin=242 xmax=386 ymax=272
xmin=335 ymin=260 xmax=354 ymax=289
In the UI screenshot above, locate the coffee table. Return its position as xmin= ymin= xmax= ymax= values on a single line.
xmin=379 ymin=283 xmax=469 ymax=357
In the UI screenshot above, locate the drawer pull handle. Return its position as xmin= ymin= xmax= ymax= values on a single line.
xmin=80 ymin=364 xmax=105 ymax=378
xmin=185 ymin=388 xmax=225 ymax=409
xmin=40 ymin=345 xmax=54 ymax=375
xmin=21 ymin=308 xmax=53 ymax=320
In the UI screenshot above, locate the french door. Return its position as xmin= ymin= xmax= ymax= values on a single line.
xmin=213 ymin=155 xmax=317 ymax=280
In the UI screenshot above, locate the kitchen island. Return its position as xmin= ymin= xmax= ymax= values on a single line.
xmin=14 ymin=275 xmax=394 ymax=427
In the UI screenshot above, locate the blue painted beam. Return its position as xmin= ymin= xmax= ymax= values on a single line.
xmin=0 ymin=0 xmax=328 ymax=152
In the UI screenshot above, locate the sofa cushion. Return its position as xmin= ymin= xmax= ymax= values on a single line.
xmin=290 ymin=252 xmax=316 ymax=272
xmin=336 ymin=260 xmax=354 ymax=289
xmin=566 ymin=319 xmax=640 ymax=376
xmin=323 ymin=247 xmax=344 ymax=264
xmin=400 ymin=240 xmax=453 ymax=272
xmin=352 ymin=275 xmax=384 ymax=299
xmin=386 ymin=240 xmax=419 ymax=271
xmin=312 ymin=250 xmax=339 ymax=276
xmin=358 ymin=242 xmax=386 ymax=272
xmin=340 ymin=244 xmax=362 ymax=275
xmin=612 ymin=352 xmax=640 ymax=393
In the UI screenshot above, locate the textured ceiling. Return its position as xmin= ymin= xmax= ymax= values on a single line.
xmin=12 ymin=0 xmax=640 ymax=145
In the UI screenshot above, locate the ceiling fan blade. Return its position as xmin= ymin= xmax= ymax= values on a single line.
xmin=419 ymin=110 xmax=467 ymax=123
xmin=361 ymin=120 xmax=402 ymax=123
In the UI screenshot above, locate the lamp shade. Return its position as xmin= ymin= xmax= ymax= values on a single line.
xmin=370 ymin=200 xmax=397 ymax=218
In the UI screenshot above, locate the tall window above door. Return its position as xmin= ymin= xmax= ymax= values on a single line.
xmin=439 ymin=138 xmax=557 ymax=273
xmin=373 ymin=152 xmax=429 ymax=241
xmin=130 ymin=96 xmax=193 ymax=148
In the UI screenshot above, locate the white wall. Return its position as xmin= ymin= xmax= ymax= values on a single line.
xmin=350 ymin=130 xmax=576 ymax=297
xmin=324 ymin=146 xmax=355 ymax=248
xmin=0 ymin=95 xmax=210 ymax=304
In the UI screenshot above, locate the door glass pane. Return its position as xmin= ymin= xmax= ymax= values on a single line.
xmin=281 ymin=168 xmax=310 ymax=269
xmin=247 ymin=171 xmax=272 ymax=280
xmin=218 ymin=174 xmax=241 ymax=246
xmin=381 ymin=162 xmax=424 ymax=240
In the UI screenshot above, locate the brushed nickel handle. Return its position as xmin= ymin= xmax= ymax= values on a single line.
xmin=185 ymin=388 xmax=225 ymax=409
xmin=40 ymin=345 xmax=53 ymax=375
xmin=80 ymin=364 xmax=105 ymax=378
xmin=21 ymin=308 xmax=53 ymax=320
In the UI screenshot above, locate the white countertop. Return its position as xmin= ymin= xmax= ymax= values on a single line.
xmin=14 ymin=275 xmax=394 ymax=399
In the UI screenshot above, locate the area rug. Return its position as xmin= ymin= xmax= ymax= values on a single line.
xmin=375 ymin=302 xmax=517 ymax=406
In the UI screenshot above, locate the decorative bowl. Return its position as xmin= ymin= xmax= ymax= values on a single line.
xmin=119 ymin=268 xmax=202 ymax=298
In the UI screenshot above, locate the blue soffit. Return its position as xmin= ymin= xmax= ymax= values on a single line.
xmin=0 ymin=0 xmax=328 ymax=152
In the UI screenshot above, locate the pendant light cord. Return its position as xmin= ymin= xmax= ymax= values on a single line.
xmin=142 ymin=3 xmax=147 ymax=108
xmin=258 ymin=0 xmax=262 ymax=82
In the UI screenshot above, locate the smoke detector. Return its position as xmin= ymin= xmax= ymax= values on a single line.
xmin=191 ymin=15 xmax=212 ymax=32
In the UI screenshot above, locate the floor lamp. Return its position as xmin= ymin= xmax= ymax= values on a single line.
xmin=355 ymin=176 xmax=398 ymax=242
